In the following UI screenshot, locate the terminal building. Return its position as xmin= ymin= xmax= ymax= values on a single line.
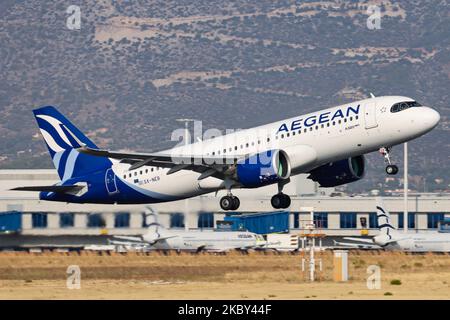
xmin=0 ymin=169 xmax=449 ymax=248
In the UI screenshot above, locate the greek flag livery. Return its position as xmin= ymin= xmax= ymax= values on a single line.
xmin=33 ymin=106 xmax=112 ymax=181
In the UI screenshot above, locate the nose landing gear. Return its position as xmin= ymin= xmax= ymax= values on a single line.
xmin=379 ymin=147 xmax=399 ymax=175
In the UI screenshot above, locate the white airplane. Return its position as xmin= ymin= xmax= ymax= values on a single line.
xmin=335 ymin=198 xmax=450 ymax=252
xmin=109 ymin=208 xmax=265 ymax=252
xmin=14 ymin=96 xmax=440 ymax=210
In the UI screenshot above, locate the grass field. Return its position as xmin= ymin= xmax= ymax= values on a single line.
xmin=0 ymin=250 xmax=449 ymax=299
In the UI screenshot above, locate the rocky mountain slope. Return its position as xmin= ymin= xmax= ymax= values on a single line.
xmin=0 ymin=0 xmax=449 ymax=192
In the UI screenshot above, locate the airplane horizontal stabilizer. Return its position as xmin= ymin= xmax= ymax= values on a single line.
xmin=11 ymin=185 xmax=84 ymax=193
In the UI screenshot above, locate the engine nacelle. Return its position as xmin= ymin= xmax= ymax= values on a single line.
xmin=307 ymin=155 xmax=365 ymax=187
xmin=236 ymin=150 xmax=291 ymax=188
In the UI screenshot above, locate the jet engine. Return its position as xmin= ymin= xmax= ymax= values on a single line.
xmin=236 ymin=150 xmax=291 ymax=188
xmin=307 ymin=155 xmax=365 ymax=187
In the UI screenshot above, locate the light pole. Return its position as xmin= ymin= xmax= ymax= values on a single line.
xmin=403 ymin=142 xmax=408 ymax=233
xmin=175 ymin=119 xmax=196 ymax=231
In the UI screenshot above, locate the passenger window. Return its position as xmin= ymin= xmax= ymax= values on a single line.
xmin=129 ymin=173 xmax=132 ymax=178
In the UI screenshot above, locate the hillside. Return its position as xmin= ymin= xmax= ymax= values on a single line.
xmin=0 ymin=0 xmax=449 ymax=192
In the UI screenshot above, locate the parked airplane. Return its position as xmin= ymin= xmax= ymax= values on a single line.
xmin=109 ymin=208 xmax=265 ymax=252
xmin=334 ymin=198 xmax=450 ymax=252
xmin=13 ymin=96 xmax=440 ymax=210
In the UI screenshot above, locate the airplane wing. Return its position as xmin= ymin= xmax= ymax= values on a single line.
xmin=150 ymin=235 xmax=178 ymax=243
xmin=112 ymin=235 xmax=144 ymax=242
xmin=333 ymin=240 xmax=381 ymax=249
xmin=11 ymin=185 xmax=84 ymax=193
xmin=343 ymin=237 xmax=375 ymax=244
xmin=77 ymin=146 xmax=246 ymax=181
xmin=113 ymin=235 xmax=177 ymax=245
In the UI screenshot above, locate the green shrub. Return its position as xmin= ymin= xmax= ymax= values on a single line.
xmin=390 ymin=279 xmax=402 ymax=285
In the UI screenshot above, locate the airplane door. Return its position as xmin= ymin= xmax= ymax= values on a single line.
xmin=364 ymin=102 xmax=378 ymax=129
xmin=105 ymin=168 xmax=119 ymax=194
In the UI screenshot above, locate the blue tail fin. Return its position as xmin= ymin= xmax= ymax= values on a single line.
xmin=33 ymin=106 xmax=112 ymax=180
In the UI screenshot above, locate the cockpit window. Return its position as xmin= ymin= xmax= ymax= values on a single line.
xmin=390 ymin=101 xmax=421 ymax=113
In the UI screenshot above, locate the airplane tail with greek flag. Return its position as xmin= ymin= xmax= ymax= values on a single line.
xmin=32 ymin=106 xmax=112 ymax=181
xmin=376 ymin=197 xmax=397 ymax=236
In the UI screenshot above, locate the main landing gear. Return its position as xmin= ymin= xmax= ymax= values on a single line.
xmin=379 ymin=147 xmax=398 ymax=175
xmin=271 ymin=179 xmax=291 ymax=209
xmin=220 ymin=194 xmax=240 ymax=211
xmin=271 ymin=193 xmax=291 ymax=209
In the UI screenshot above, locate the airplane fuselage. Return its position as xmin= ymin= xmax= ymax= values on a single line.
xmin=144 ymin=230 xmax=261 ymax=251
xmin=38 ymin=95 xmax=440 ymax=205
xmin=386 ymin=233 xmax=450 ymax=252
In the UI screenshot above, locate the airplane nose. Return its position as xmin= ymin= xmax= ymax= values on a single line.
xmin=422 ymin=107 xmax=440 ymax=129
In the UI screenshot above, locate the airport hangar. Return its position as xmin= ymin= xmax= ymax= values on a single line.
xmin=0 ymin=169 xmax=449 ymax=249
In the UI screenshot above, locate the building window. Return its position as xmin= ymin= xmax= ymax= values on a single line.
xmin=397 ymin=213 xmax=416 ymax=229
xmin=314 ymin=212 xmax=328 ymax=229
xmin=170 ymin=213 xmax=185 ymax=228
xmin=340 ymin=212 xmax=356 ymax=229
xmin=197 ymin=212 xmax=214 ymax=229
xmin=87 ymin=213 xmax=106 ymax=228
xmin=369 ymin=213 xmax=378 ymax=228
xmin=293 ymin=212 xmax=299 ymax=229
xmin=427 ymin=213 xmax=445 ymax=229
xmin=32 ymin=213 xmax=47 ymax=228
xmin=115 ymin=212 xmax=130 ymax=228
xmin=60 ymin=213 xmax=74 ymax=228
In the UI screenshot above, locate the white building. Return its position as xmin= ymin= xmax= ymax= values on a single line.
xmin=0 ymin=170 xmax=449 ymax=238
